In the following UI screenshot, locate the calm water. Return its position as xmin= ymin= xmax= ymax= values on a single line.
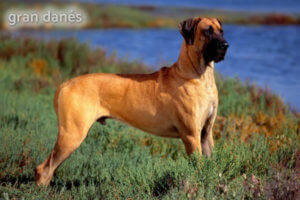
xmin=3 ymin=25 xmax=300 ymax=110
xmin=76 ymin=0 xmax=300 ymax=14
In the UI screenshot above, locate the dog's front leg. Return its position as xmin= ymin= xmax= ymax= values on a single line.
xmin=176 ymin=109 xmax=202 ymax=156
xmin=181 ymin=135 xmax=202 ymax=156
xmin=180 ymin=127 xmax=202 ymax=156
xmin=201 ymin=111 xmax=217 ymax=157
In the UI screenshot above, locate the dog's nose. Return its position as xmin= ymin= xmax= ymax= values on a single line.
xmin=219 ymin=42 xmax=229 ymax=50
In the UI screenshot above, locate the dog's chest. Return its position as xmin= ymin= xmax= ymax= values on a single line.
xmin=195 ymin=89 xmax=217 ymax=120
xmin=207 ymin=103 xmax=214 ymax=118
xmin=177 ymin=76 xmax=218 ymax=119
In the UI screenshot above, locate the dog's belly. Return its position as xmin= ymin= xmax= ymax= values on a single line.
xmin=137 ymin=123 xmax=180 ymax=138
xmin=134 ymin=124 xmax=180 ymax=138
xmin=113 ymin=111 xmax=180 ymax=138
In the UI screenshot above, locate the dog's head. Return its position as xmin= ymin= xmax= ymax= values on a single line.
xmin=179 ymin=17 xmax=229 ymax=64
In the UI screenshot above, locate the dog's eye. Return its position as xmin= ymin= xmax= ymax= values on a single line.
xmin=220 ymin=29 xmax=224 ymax=35
xmin=208 ymin=26 xmax=214 ymax=34
xmin=203 ymin=26 xmax=214 ymax=37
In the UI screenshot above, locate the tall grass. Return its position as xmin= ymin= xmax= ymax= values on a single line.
xmin=0 ymin=36 xmax=299 ymax=199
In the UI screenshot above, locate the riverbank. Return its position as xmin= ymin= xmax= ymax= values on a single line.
xmin=0 ymin=36 xmax=299 ymax=199
xmin=0 ymin=2 xmax=299 ymax=30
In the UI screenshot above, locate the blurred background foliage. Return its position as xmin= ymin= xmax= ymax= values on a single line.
xmin=0 ymin=1 xmax=300 ymax=30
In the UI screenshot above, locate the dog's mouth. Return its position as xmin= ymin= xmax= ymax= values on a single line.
xmin=213 ymin=49 xmax=227 ymax=62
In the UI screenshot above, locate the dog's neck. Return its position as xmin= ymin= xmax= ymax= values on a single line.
xmin=175 ymin=41 xmax=214 ymax=80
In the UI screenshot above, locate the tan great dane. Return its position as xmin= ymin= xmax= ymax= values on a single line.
xmin=35 ymin=17 xmax=229 ymax=186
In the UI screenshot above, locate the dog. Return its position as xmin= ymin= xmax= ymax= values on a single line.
xmin=35 ymin=17 xmax=229 ymax=186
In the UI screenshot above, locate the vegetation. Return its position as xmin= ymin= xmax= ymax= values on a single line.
xmin=0 ymin=2 xmax=299 ymax=30
xmin=0 ymin=36 xmax=299 ymax=199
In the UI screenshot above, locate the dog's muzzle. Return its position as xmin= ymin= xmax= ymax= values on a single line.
xmin=203 ymin=37 xmax=229 ymax=63
xmin=214 ymin=39 xmax=229 ymax=62
xmin=217 ymin=41 xmax=229 ymax=51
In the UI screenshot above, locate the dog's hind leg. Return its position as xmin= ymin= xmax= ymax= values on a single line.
xmin=35 ymin=87 xmax=100 ymax=186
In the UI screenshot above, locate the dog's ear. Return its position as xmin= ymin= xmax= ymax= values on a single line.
xmin=217 ymin=18 xmax=222 ymax=27
xmin=179 ymin=18 xmax=201 ymax=45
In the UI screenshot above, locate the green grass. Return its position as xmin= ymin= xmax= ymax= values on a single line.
xmin=0 ymin=36 xmax=299 ymax=199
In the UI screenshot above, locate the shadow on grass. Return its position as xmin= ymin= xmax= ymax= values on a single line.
xmin=152 ymin=172 xmax=176 ymax=197
xmin=0 ymin=174 xmax=34 ymax=187
xmin=0 ymin=115 xmax=28 ymax=130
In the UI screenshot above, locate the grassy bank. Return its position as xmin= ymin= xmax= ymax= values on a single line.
xmin=0 ymin=36 xmax=299 ymax=199
xmin=0 ymin=2 xmax=299 ymax=30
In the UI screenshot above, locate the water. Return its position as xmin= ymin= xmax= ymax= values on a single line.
xmin=3 ymin=25 xmax=300 ymax=110
xmin=75 ymin=0 xmax=300 ymax=14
